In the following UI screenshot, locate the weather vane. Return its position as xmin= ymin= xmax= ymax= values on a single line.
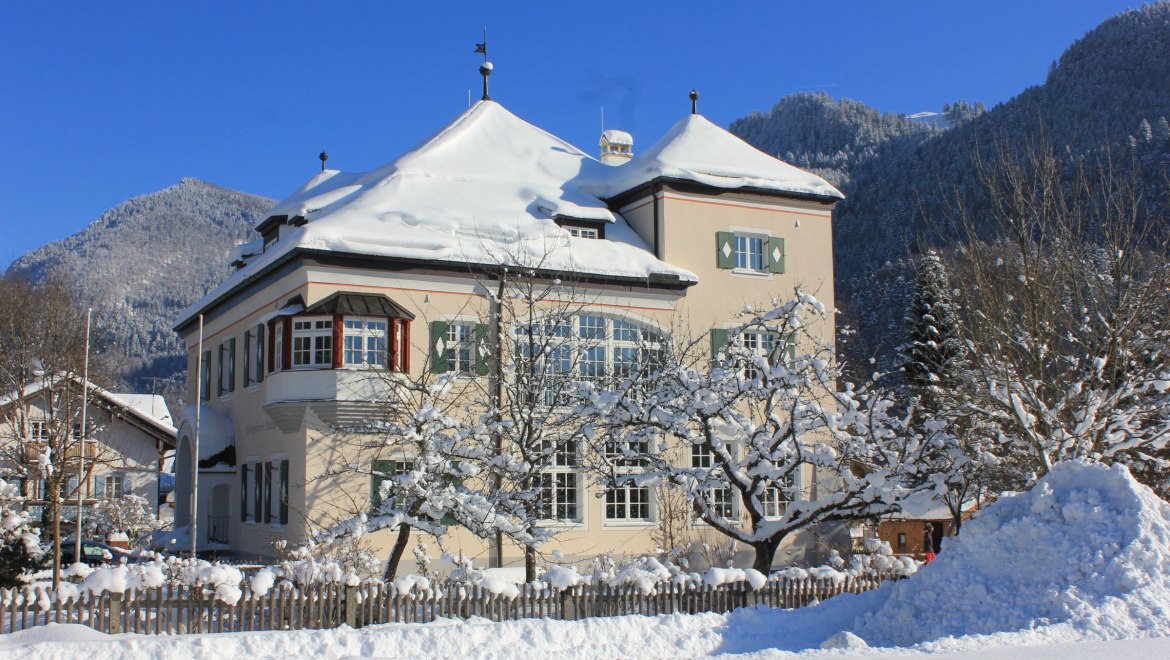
xmin=475 ymin=27 xmax=492 ymax=101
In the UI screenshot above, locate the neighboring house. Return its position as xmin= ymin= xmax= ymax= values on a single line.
xmin=171 ymin=87 xmax=842 ymax=566
xmin=876 ymin=491 xmax=979 ymax=560
xmin=0 ymin=376 xmax=178 ymax=528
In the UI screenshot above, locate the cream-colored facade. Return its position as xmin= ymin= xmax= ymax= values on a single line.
xmin=173 ymin=101 xmax=840 ymax=571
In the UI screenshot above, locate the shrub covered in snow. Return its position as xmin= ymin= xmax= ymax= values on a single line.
xmin=0 ymin=477 xmax=44 ymax=587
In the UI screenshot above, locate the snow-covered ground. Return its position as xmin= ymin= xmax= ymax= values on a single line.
xmin=3 ymin=461 xmax=1169 ymax=659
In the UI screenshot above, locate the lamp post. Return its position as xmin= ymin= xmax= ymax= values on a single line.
xmin=74 ymin=308 xmax=92 ymax=562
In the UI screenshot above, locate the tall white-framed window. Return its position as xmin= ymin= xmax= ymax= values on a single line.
xmin=537 ymin=439 xmax=581 ymax=523
xmin=274 ymin=323 xmax=284 ymax=371
xmin=200 ymin=350 xmax=211 ymax=399
xmin=515 ymin=314 xmax=662 ymax=404
xmin=103 ymin=474 xmax=126 ymax=500
xmin=27 ymin=420 xmax=51 ymax=440
xmin=446 ymin=322 xmax=476 ymax=375
xmin=734 ymin=234 xmax=766 ymax=272
xmin=762 ymin=472 xmax=797 ymax=519
xmin=344 ymin=318 xmax=388 ymax=367
xmin=292 ymin=317 xmax=333 ymax=368
xmin=604 ymin=483 xmax=651 ymax=522
xmin=691 ymin=444 xmax=734 ymax=520
xmin=217 ymin=338 xmax=235 ymax=396
xmin=742 ymin=330 xmax=777 ymax=380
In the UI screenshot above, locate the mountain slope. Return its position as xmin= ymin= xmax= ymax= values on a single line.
xmin=734 ymin=4 xmax=1170 ymax=368
xmin=7 ymin=179 xmax=275 ymax=399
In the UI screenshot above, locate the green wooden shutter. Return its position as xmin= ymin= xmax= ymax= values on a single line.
xmin=256 ymin=324 xmax=265 ymax=384
xmin=262 ymin=462 xmax=272 ymax=523
xmin=710 ymin=328 xmax=730 ymax=363
xmin=240 ymin=466 xmax=248 ymax=522
xmin=784 ymin=334 xmax=796 ymax=366
xmin=715 ymin=232 xmax=736 ymax=269
xmin=279 ymin=459 xmax=289 ymax=524
xmin=429 ymin=321 xmax=450 ymax=374
xmin=371 ymin=459 xmax=395 ymax=511
xmin=253 ymin=462 xmax=263 ymax=525
xmin=242 ymin=330 xmax=251 ymax=386
xmin=768 ymin=236 xmax=786 ymax=274
xmin=474 ymin=324 xmax=490 ymax=376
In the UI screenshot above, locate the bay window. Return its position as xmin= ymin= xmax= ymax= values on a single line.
xmin=292 ymin=318 xmax=333 ymax=368
xmin=344 ymin=318 xmax=388 ymax=367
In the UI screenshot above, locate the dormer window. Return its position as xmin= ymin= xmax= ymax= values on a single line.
xmin=557 ymin=218 xmax=605 ymax=240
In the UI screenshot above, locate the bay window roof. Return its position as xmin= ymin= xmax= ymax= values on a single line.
xmin=303 ymin=291 xmax=416 ymax=320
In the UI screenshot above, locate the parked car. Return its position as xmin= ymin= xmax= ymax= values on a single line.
xmin=59 ymin=539 xmax=143 ymax=566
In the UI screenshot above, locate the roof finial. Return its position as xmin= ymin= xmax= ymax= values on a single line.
xmin=319 ymin=150 xmax=328 ymax=171
xmin=480 ymin=62 xmax=493 ymax=101
xmin=475 ymin=28 xmax=492 ymax=101
xmin=690 ymin=89 xmax=699 ymax=115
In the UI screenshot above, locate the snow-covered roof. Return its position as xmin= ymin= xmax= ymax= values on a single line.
xmin=108 ymin=393 xmax=174 ymax=428
xmin=601 ymin=129 xmax=633 ymax=147
xmin=179 ymin=404 xmax=235 ymax=464
xmin=590 ymin=114 xmax=843 ymax=200
xmin=884 ymin=490 xmax=979 ymax=521
xmin=0 ymin=374 xmax=177 ymax=443
xmin=177 ymin=100 xmax=842 ymax=329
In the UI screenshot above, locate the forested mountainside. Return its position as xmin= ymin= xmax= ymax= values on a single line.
xmin=7 ymin=179 xmax=274 ymax=404
xmin=732 ymin=4 xmax=1170 ymax=371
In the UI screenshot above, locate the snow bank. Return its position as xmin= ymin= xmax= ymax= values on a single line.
xmin=852 ymin=461 xmax=1170 ymax=646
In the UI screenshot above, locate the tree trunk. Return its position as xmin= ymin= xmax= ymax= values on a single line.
xmin=524 ymin=545 xmax=536 ymax=583
xmin=750 ymin=537 xmax=782 ymax=575
xmin=51 ymin=499 xmax=62 ymax=588
xmin=382 ymin=523 xmax=412 ymax=581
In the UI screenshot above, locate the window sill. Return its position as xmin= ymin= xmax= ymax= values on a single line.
xmin=537 ymin=520 xmax=586 ymax=530
xmin=601 ymin=520 xmax=656 ymax=529
xmin=730 ymin=268 xmax=773 ymax=280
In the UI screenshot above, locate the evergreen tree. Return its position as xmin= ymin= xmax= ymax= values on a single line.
xmin=899 ymin=251 xmax=965 ymax=413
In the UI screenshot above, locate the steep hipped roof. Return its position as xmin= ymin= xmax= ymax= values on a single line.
xmin=593 ymin=114 xmax=843 ymax=200
xmin=178 ymin=101 xmax=842 ymax=330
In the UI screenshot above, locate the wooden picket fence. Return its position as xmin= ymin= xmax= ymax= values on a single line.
xmin=1 ymin=574 xmax=889 ymax=636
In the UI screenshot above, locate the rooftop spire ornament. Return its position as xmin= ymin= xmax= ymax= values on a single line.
xmin=475 ymin=28 xmax=492 ymax=101
xmin=690 ymin=89 xmax=699 ymax=115
xmin=319 ymin=150 xmax=328 ymax=171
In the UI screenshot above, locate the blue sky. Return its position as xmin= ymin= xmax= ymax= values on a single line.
xmin=0 ymin=1 xmax=1144 ymax=267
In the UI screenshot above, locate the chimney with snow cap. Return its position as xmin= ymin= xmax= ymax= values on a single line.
xmin=599 ymin=129 xmax=633 ymax=166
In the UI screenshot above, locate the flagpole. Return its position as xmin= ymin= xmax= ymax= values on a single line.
xmin=191 ymin=314 xmax=203 ymax=559
xmin=74 ymin=308 xmax=92 ymax=561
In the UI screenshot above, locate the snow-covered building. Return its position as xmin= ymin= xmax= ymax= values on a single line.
xmin=173 ymin=88 xmax=842 ymax=566
xmin=0 ymin=376 xmax=177 ymax=527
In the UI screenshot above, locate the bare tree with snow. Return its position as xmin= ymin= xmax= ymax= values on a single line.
xmin=941 ymin=137 xmax=1170 ymax=493
xmin=586 ymin=293 xmax=934 ymax=573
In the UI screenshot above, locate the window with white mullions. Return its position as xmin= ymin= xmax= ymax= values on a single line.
xmin=344 ymin=318 xmax=388 ymax=367
xmin=735 ymin=234 xmax=766 ymax=271
xmin=445 ymin=323 xmax=475 ymax=375
xmin=605 ymin=484 xmax=651 ymax=521
xmin=742 ymin=330 xmax=777 ymax=380
xmin=292 ymin=317 xmax=333 ymax=368
xmin=762 ymin=472 xmax=796 ymax=518
xmin=691 ymin=444 xmax=734 ymax=520
xmin=537 ymin=441 xmax=580 ymax=523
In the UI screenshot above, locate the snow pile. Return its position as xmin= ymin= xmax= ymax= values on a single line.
xmin=853 ymin=461 xmax=1170 ymax=645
